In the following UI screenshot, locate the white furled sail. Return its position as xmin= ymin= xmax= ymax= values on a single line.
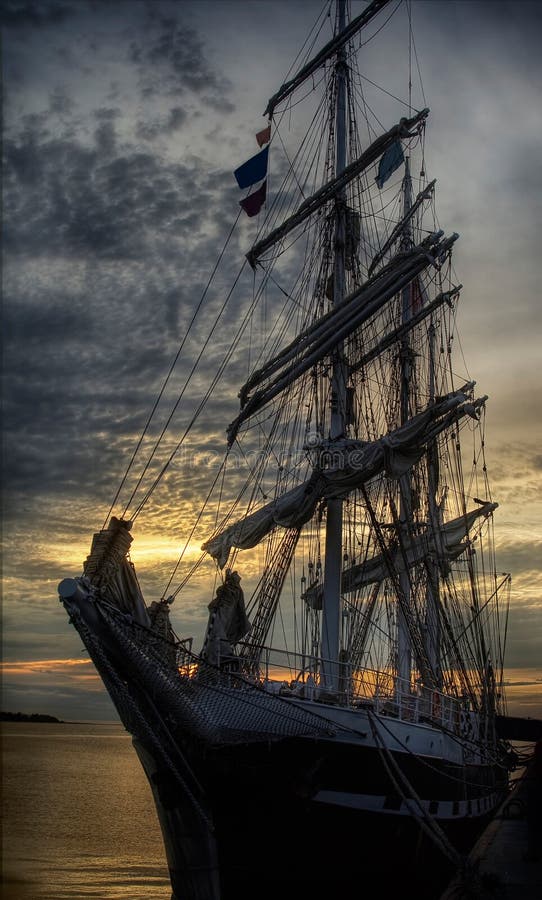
xmin=229 ymin=232 xmax=458 ymax=443
xmin=205 ymin=385 xmax=482 ymax=568
xmin=302 ymin=501 xmax=498 ymax=606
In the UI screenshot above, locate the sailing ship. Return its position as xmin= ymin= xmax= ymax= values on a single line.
xmin=59 ymin=2 xmax=516 ymax=897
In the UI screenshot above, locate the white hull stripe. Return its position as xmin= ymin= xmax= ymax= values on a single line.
xmin=313 ymin=789 xmax=501 ymax=820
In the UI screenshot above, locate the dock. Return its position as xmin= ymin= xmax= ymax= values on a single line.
xmin=440 ymin=757 xmax=542 ymax=899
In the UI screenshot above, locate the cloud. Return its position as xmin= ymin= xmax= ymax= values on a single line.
xmin=1 ymin=0 xmax=245 ymax=537
xmin=4 ymin=120 xmax=219 ymax=261
xmin=1 ymin=674 xmax=117 ymax=721
xmin=129 ymin=18 xmax=234 ymax=113
xmin=0 ymin=0 xmax=74 ymax=29
xmin=2 ymin=69 xmax=247 ymax=519
xmin=1 ymin=658 xmax=94 ymax=675
xmin=135 ymin=105 xmax=188 ymax=141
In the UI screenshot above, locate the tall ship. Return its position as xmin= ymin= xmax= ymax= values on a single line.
xmin=59 ymin=2 xmax=516 ymax=897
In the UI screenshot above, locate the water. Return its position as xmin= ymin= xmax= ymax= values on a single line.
xmin=1 ymin=723 xmax=171 ymax=899
xmin=3 ymin=723 xmax=534 ymax=900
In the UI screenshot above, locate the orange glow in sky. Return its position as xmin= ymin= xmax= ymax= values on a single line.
xmin=0 ymin=658 xmax=93 ymax=675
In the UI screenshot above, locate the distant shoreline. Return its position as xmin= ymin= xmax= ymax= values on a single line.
xmin=1 ymin=711 xmax=65 ymax=723
xmin=1 ymin=712 xmax=122 ymax=726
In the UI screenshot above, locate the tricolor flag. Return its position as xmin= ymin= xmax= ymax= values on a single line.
xmin=234 ymin=146 xmax=269 ymax=190
xmin=256 ymin=124 xmax=271 ymax=147
xmin=239 ymin=180 xmax=267 ymax=218
xmin=375 ymin=140 xmax=404 ymax=189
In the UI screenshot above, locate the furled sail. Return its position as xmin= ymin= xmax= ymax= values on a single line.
xmin=229 ymin=231 xmax=458 ymax=444
xmin=203 ymin=472 xmax=324 ymax=569
xmin=83 ymin=516 xmax=150 ymax=626
xmin=205 ymin=386 xmax=480 ymax=567
xmin=200 ymin=569 xmax=251 ymax=666
xmin=246 ymin=108 xmax=429 ymax=269
xmin=302 ymin=502 xmax=498 ymax=607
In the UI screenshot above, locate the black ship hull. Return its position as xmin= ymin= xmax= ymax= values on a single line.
xmin=60 ymin=579 xmax=509 ymax=900
xmin=137 ymin=731 xmax=504 ymax=900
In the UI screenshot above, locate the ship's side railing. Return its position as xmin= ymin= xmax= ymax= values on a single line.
xmin=232 ymin=640 xmax=464 ymax=733
xmin=175 ymin=637 xmax=195 ymax=675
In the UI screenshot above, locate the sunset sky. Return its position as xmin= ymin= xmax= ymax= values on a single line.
xmin=2 ymin=0 xmax=541 ymax=722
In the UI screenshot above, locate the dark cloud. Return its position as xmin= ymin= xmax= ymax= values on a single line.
xmin=4 ymin=115 xmax=222 ymax=260
xmin=129 ymin=19 xmax=235 ymax=112
xmin=0 ymin=0 xmax=74 ymax=28
xmin=94 ymin=120 xmax=117 ymax=157
xmin=135 ymin=105 xmax=188 ymax=141
xmin=505 ymin=601 xmax=542 ymax=668
xmin=2 ymin=90 xmax=248 ymax=524
xmin=496 ymin=539 xmax=542 ymax=579
xmin=48 ymin=85 xmax=75 ymax=117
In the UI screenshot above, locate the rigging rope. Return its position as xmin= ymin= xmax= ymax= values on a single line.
xmin=368 ymin=710 xmax=465 ymax=868
xmin=102 ymin=209 xmax=243 ymax=529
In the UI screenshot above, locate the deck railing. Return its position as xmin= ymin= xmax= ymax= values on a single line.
xmin=195 ymin=640 xmax=466 ymax=733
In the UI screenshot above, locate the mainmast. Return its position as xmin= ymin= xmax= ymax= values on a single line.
xmin=321 ymin=0 xmax=348 ymax=692
xmin=397 ymin=156 xmax=414 ymax=692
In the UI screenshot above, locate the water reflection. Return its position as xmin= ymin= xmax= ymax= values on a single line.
xmin=2 ymin=723 xmax=170 ymax=899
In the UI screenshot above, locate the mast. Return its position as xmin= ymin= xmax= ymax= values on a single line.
xmin=397 ymin=156 xmax=414 ymax=694
xmin=246 ymin=109 xmax=428 ymax=270
xmin=321 ymin=0 xmax=348 ymax=692
xmin=264 ymin=0 xmax=392 ymax=117
xmin=425 ymin=318 xmax=442 ymax=687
